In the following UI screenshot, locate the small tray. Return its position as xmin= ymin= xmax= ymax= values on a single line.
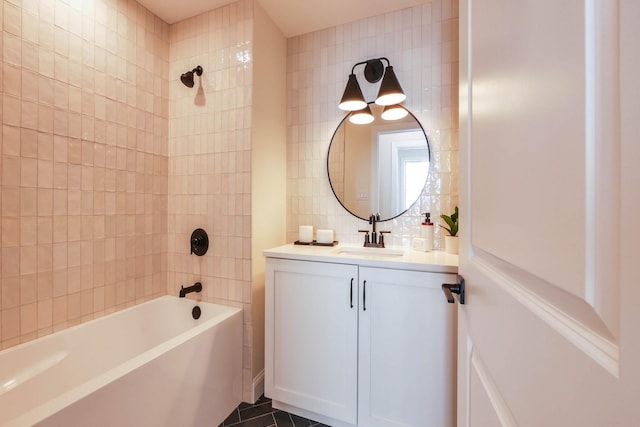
xmin=294 ymin=240 xmax=339 ymax=247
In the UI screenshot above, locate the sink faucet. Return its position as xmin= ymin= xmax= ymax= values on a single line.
xmin=358 ymin=214 xmax=390 ymax=248
xmin=179 ymin=282 xmax=202 ymax=298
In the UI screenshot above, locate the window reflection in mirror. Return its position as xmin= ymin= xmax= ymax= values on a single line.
xmin=378 ymin=130 xmax=429 ymax=213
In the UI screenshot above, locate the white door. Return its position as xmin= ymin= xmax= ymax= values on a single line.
xmin=458 ymin=0 xmax=640 ymax=425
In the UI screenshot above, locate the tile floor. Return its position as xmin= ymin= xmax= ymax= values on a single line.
xmin=219 ymin=395 xmax=330 ymax=427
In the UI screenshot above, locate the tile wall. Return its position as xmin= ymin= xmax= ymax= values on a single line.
xmin=167 ymin=0 xmax=255 ymax=400
xmin=286 ymin=0 xmax=459 ymax=247
xmin=0 ymin=0 xmax=169 ymax=349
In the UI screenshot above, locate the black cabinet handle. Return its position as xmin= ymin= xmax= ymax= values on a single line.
xmin=442 ymin=275 xmax=465 ymax=304
xmin=363 ymin=280 xmax=367 ymax=311
xmin=350 ymin=278 xmax=354 ymax=308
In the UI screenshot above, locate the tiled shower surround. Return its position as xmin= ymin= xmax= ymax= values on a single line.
xmin=286 ymin=0 xmax=459 ymax=247
xmin=0 ymin=0 xmax=458 ymax=404
xmin=0 ymin=0 xmax=170 ymax=349
xmin=167 ymin=0 xmax=258 ymax=401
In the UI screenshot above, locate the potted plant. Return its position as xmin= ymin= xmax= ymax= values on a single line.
xmin=440 ymin=206 xmax=459 ymax=254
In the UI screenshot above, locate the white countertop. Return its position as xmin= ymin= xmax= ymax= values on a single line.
xmin=263 ymin=243 xmax=458 ymax=274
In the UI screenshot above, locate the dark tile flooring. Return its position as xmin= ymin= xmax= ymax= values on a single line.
xmin=219 ymin=395 xmax=330 ymax=427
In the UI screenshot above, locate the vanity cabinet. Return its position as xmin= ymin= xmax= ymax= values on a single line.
xmin=265 ymin=253 xmax=457 ymax=427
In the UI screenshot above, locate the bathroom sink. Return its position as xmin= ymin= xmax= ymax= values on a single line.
xmin=332 ymin=247 xmax=405 ymax=257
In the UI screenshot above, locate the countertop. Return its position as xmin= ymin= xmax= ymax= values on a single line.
xmin=263 ymin=243 xmax=458 ymax=274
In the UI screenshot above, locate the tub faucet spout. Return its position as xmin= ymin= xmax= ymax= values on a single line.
xmin=179 ymin=282 xmax=202 ymax=298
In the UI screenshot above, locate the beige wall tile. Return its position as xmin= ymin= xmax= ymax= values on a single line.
xmin=0 ymin=0 xmax=169 ymax=348
xmin=2 ymin=307 xmax=20 ymax=342
xmin=37 ymin=298 xmax=53 ymax=329
xmin=1 ymin=277 xmax=20 ymax=310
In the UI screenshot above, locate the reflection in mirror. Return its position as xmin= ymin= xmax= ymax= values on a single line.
xmin=327 ymin=104 xmax=430 ymax=221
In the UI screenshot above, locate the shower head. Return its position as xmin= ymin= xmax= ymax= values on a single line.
xmin=180 ymin=65 xmax=203 ymax=88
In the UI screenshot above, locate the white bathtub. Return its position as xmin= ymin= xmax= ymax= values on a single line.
xmin=0 ymin=296 xmax=242 ymax=427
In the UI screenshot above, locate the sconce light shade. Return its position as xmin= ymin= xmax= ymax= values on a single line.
xmin=349 ymin=104 xmax=375 ymax=125
xmin=339 ymin=74 xmax=367 ymax=111
xmin=381 ymin=104 xmax=409 ymax=121
xmin=375 ymin=66 xmax=406 ymax=106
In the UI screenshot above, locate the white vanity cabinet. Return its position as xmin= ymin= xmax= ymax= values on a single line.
xmin=264 ymin=245 xmax=458 ymax=427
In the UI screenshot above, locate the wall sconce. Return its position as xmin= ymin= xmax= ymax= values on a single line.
xmin=338 ymin=57 xmax=406 ymax=112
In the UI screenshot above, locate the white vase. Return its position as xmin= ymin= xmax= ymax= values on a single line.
xmin=445 ymin=235 xmax=458 ymax=254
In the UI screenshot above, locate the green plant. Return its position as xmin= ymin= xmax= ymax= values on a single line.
xmin=440 ymin=206 xmax=459 ymax=237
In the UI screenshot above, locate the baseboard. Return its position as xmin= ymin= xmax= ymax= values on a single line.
xmin=251 ymin=369 xmax=265 ymax=403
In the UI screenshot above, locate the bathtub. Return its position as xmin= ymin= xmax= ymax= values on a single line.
xmin=0 ymin=296 xmax=242 ymax=427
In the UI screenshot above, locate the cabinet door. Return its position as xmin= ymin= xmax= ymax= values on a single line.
xmin=265 ymin=258 xmax=359 ymax=424
xmin=358 ymin=267 xmax=457 ymax=427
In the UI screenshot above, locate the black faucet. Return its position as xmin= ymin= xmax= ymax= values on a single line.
xmin=179 ymin=282 xmax=202 ymax=298
xmin=358 ymin=214 xmax=390 ymax=248
xmin=369 ymin=214 xmax=379 ymax=244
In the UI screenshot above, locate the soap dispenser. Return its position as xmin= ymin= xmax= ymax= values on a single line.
xmin=420 ymin=213 xmax=434 ymax=251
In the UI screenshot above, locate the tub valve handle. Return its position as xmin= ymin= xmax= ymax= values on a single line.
xmin=190 ymin=229 xmax=209 ymax=256
xmin=180 ymin=282 xmax=203 ymax=298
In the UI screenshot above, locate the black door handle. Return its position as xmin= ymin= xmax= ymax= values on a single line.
xmin=350 ymin=278 xmax=354 ymax=308
xmin=363 ymin=280 xmax=366 ymax=311
xmin=442 ymin=275 xmax=465 ymax=304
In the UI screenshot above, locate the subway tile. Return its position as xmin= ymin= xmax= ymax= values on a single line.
xmin=2 ymin=155 xmax=21 ymax=186
xmin=2 ymin=94 xmax=21 ymax=126
xmin=52 ymin=164 xmax=68 ymax=191
xmin=37 ymin=159 xmax=54 ymax=188
xmin=37 ymin=272 xmax=53 ymax=301
xmin=2 ymin=218 xmax=21 ymax=247
xmin=37 ymin=188 xmax=53 ymax=216
xmin=2 ymin=125 xmax=21 ymax=155
xmin=37 ymin=299 xmax=53 ymax=329
xmin=37 ymin=217 xmax=53 ymax=244
xmin=52 ymin=216 xmax=67 ymax=243
xmin=36 ymin=244 xmax=53 ymax=273
xmin=2 ymin=188 xmax=20 ymax=217
xmin=3 ymin=33 xmax=21 ymax=66
xmin=1 ymin=277 xmax=20 ymax=310
xmin=52 ymin=294 xmax=67 ymax=325
xmin=3 ymin=64 xmax=21 ymax=97
xmin=20 ymin=245 xmax=37 ymax=275
xmin=33 ymin=130 xmax=53 ymax=161
xmin=2 ymin=307 xmax=21 ymax=341
xmin=21 ymin=99 xmax=39 ymax=130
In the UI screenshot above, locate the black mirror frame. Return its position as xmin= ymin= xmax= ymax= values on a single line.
xmin=326 ymin=105 xmax=431 ymax=222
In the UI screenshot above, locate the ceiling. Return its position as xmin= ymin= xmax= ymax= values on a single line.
xmin=136 ymin=0 xmax=429 ymax=38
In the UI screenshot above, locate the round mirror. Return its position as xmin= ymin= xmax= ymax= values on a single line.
xmin=327 ymin=104 xmax=430 ymax=221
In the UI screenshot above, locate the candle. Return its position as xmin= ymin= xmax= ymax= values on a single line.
xmin=299 ymin=225 xmax=313 ymax=243
xmin=316 ymin=229 xmax=334 ymax=244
